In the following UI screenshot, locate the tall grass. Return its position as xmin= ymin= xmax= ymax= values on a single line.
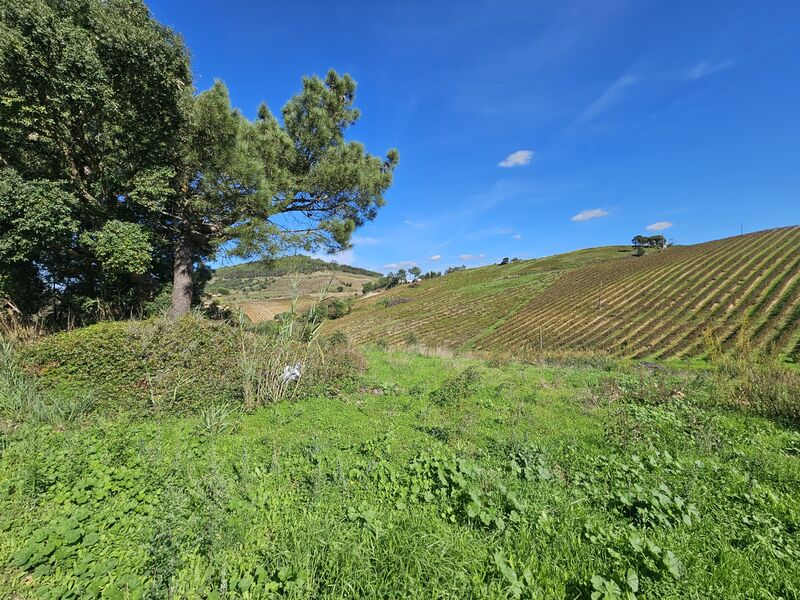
xmin=0 ymin=299 xmax=44 ymax=342
xmin=0 ymin=337 xmax=93 ymax=428
xmin=237 ymin=271 xmax=363 ymax=410
xmin=705 ymin=320 xmax=800 ymax=426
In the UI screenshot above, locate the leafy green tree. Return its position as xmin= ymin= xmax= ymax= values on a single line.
xmin=0 ymin=0 xmax=191 ymax=317
xmin=409 ymin=266 xmax=422 ymax=280
xmin=162 ymin=73 xmax=398 ymax=317
xmin=1 ymin=1 xmax=398 ymax=321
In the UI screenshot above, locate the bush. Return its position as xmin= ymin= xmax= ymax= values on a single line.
xmin=429 ymin=366 xmax=482 ymax=406
xmin=377 ymin=297 xmax=412 ymax=309
xmin=326 ymin=331 xmax=350 ymax=347
xmin=302 ymin=298 xmax=353 ymax=323
xmin=22 ymin=317 xmax=241 ymax=412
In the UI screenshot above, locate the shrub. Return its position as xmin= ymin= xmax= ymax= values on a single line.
xmin=326 ymin=331 xmax=350 ymax=347
xmin=377 ymin=297 xmax=412 ymax=309
xmin=22 ymin=317 xmax=241 ymax=412
xmin=429 ymin=366 xmax=482 ymax=406
xmin=302 ymin=298 xmax=353 ymax=323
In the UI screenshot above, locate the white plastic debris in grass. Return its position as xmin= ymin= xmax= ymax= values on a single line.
xmin=281 ymin=363 xmax=302 ymax=383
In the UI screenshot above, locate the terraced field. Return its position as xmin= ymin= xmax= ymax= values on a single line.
xmin=330 ymin=227 xmax=800 ymax=360
xmin=325 ymin=246 xmax=633 ymax=348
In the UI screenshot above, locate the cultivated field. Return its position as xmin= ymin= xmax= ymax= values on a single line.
xmin=212 ymin=269 xmax=375 ymax=324
xmin=325 ymin=246 xmax=633 ymax=349
xmin=329 ymin=228 xmax=800 ymax=362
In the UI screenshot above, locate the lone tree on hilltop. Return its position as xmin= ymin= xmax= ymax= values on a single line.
xmin=631 ymin=234 xmax=668 ymax=254
xmin=409 ymin=266 xmax=422 ymax=280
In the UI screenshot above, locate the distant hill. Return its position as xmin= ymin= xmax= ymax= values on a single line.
xmin=326 ymin=227 xmax=800 ymax=361
xmin=208 ymin=255 xmax=380 ymax=323
xmin=211 ymin=255 xmax=381 ymax=284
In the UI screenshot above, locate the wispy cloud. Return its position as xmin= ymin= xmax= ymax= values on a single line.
xmin=351 ymin=235 xmax=381 ymax=246
xmin=571 ymin=208 xmax=609 ymax=222
xmin=513 ymin=234 xmax=523 ymax=240
xmin=459 ymin=253 xmax=485 ymax=261
xmin=309 ymin=248 xmax=356 ymax=266
xmin=499 ymin=150 xmax=534 ymax=168
xmin=577 ymin=74 xmax=637 ymax=123
xmin=646 ymin=221 xmax=673 ymax=231
xmin=687 ymin=60 xmax=735 ymax=80
xmin=384 ymin=261 xmax=417 ymax=269
xmin=429 ymin=255 xmax=441 ymax=261
xmin=404 ymin=219 xmax=428 ymax=229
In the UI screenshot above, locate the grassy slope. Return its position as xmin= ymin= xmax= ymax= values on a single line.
xmin=2 ymin=350 xmax=798 ymax=597
xmin=209 ymin=259 xmax=378 ymax=323
xmin=326 ymin=246 xmax=633 ymax=349
xmin=331 ymin=227 xmax=800 ymax=360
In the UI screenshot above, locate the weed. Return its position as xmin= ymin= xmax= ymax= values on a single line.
xmin=199 ymin=403 xmax=240 ymax=435
xmin=429 ymin=366 xmax=481 ymax=406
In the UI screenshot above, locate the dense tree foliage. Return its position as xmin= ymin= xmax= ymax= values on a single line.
xmin=631 ymin=235 xmax=667 ymax=250
xmin=445 ymin=265 xmax=467 ymax=274
xmin=211 ymin=255 xmax=380 ymax=282
xmin=0 ymin=0 xmax=398 ymax=321
xmin=0 ymin=0 xmax=191 ymax=319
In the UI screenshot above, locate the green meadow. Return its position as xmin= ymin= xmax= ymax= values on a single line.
xmin=2 ymin=344 xmax=798 ymax=599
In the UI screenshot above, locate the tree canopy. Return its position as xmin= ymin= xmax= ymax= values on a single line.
xmin=632 ymin=235 xmax=667 ymax=250
xmin=0 ymin=0 xmax=398 ymax=322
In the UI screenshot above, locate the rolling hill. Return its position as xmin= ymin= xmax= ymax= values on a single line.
xmin=327 ymin=227 xmax=800 ymax=361
xmin=208 ymin=255 xmax=380 ymax=322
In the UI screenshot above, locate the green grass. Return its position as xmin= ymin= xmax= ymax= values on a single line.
xmin=2 ymin=349 xmax=798 ymax=598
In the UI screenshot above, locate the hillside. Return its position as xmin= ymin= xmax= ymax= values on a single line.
xmin=328 ymin=227 xmax=800 ymax=361
xmin=208 ymin=255 xmax=380 ymax=322
xmin=325 ymin=245 xmax=634 ymax=348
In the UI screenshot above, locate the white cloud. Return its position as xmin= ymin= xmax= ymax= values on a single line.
xmin=688 ymin=60 xmax=734 ymax=80
xmin=571 ymin=208 xmax=609 ymax=222
xmin=513 ymin=234 xmax=522 ymax=240
xmin=429 ymin=255 xmax=441 ymax=261
xmin=458 ymin=253 xmax=485 ymax=261
xmin=577 ymin=74 xmax=637 ymax=123
xmin=384 ymin=261 xmax=417 ymax=269
xmin=498 ymin=150 xmax=534 ymax=168
xmin=646 ymin=221 xmax=673 ymax=231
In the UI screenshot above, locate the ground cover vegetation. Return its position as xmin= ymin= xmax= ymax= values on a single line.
xmin=1 ymin=334 xmax=798 ymax=598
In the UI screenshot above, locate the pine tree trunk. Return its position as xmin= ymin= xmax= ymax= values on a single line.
xmin=169 ymin=233 xmax=193 ymax=318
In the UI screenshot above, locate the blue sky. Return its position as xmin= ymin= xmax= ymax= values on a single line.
xmin=148 ymin=0 xmax=800 ymax=274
